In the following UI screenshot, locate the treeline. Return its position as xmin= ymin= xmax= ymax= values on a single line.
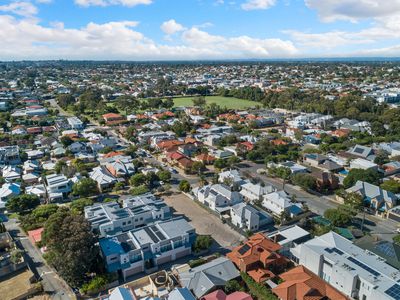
xmin=217 ymin=87 xmax=400 ymax=138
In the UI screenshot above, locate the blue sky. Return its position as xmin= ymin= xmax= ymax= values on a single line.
xmin=1 ymin=0 xmax=400 ymax=60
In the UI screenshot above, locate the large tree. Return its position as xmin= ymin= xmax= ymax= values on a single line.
xmin=72 ymin=178 xmax=98 ymax=197
xmin=6 ymin=194 xmax=40 ymax=213
xmin=343 ymin=168 xmax=381 ymax=188
xmin=43 ymin=209 xmax=97 ymax=287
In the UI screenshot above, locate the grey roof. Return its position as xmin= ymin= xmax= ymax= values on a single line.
xmin=168 ymin=288 xmax=196 ymax=300
xmin=348 ymin=144 xmax=374 ymax=158
xmin=346 ymin=181 xmax=398 ymax=204
xmin=179 ymin=257 xmax=240 ymax=298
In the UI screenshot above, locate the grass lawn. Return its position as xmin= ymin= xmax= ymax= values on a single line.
xmin=173 ymin=96 xmax=257 ymax=109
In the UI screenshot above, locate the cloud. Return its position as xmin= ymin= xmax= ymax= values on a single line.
xmin=283 ymin=30 xmax=373 ymax=49
xmin=160 ymin=19 xmax=186 ymax=35
xmin=241 ymin=0 xmax=276 ymax=11
xmin=181 ymin=27 xmax=298 ymax=57
xmin=0 ymin=1 xmax=38 ymax=17
xmin=305 ymin=0 xmax=400 ymax=22
xmin=0 ymin=15 xmax=298 ymax=60
xmin=75 ymin=0 xmax=152 ymax=7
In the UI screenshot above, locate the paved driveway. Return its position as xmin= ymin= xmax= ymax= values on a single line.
xmin=163 ymin=193 xmax=245 ymax=251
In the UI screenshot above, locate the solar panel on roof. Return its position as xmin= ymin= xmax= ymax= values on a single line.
xmin=238 ymin=244 xmax=250 ymax=255
xmin=385 ymin=284 xmax=400 ymax=300
xmin=144 ymin=227 xmax=159 ymax=243
xmin=375 ymin=242 xmax=396 ymax=258
xmin=354 ymin=147 xmax=365 ymax=154
xmin=347 ymin=257 xmax=380 ymax=277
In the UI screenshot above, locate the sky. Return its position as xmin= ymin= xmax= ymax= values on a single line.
xmin=1 ymin=0 xmax=400 ymax=60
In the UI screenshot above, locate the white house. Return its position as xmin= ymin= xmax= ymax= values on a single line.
xmin=193 ymin=184 xmax=243 ymax=213
xmin=45 ymin=174 xmax=72 ymax=201
xmin=262 ymin=190 xmax=303 ymax=217
xmin=90 ymin=166 xmax=117 ymax=191
xmin=240 ymin=181 xmax=276 ymax=202
xmin=230 ymin=202 xmax=273 ymax=231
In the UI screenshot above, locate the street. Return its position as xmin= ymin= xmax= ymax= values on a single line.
xmin=238 ymin=161 xmax=398 ymax=241
xmin=4 ymin=217 xmax=75 ymax=300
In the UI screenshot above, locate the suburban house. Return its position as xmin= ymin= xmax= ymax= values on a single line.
xmin=272 ymin=265 xmax=348 ymax=300
xmin=346 ymin=181 xmax=398 ymax=216
xmin=102 ymin=156 xmax=136 ymax=178
xmin=266 ymin=225 xmax=311 ymax=260
xmin=227 ymin=233 xmax=288 ymax=283
xmin=90 ymin=166 xmax=118 ymax=191
xmin=230 ymin=202 xmax=273 ymax=231
xmin=177 ymin=257 xmax=240 ymax=299
xmin=2 ymin=165 xmax=22 ymax=182
xmin=0 ymin=146 xmax=20 ymax=165
xmin=0 ymin=182 xmax=21 ymax=208
xmin=67 ymin=116 xmax=84 ymax=130
xmin=102 ymin=113 xmax=126 ymax=125
xmin=311 ymin=170 xmax=340 ymax=191
xmin=348 ymin=144 xmax=375 ymax=160
xmin=349 ymin=158 xmax=378 ymax=171
xmin=193 ymin=184 xmax=243 ymax=213
xmin=239 ymin=181 xmax=276 ymax=202
xmin=99 ymin=217 xmax=196 ymax=279
xmin=291 ymin=231 xmax=400 ymax=300
xmin=201 ymin=290 xmax=252 ymax=300
xmin=45 ymin=174 xmax=72 ymax=202
xmin=262 ymin=191 xmax=303 ymax=217
xmin=382 ymin=161 xmax=400 ymax=176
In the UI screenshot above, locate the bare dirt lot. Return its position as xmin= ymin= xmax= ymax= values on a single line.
xmin=163 ymin=193 xmax=245 ymax=250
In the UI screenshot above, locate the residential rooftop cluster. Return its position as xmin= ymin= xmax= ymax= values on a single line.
xmin=1 ymin=61 xmax=400 ymax=300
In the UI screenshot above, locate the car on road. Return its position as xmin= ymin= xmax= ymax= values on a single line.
xmin=169 ymin=167 xmax=178 ymax=173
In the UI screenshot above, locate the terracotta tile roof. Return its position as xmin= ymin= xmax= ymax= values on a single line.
xmin=227 ymin=233 xmax=287 ymax=283
xmin=272 ymin=266 xmax=348 ymax=300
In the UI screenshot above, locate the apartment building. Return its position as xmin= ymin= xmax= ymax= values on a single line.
xmin=291 ymin=231 xmax=400 ymax=300
xmin=85 ymin=194 xmax=171 ymax=238
xmin=99 ymin=217 xmax=196 ymax=279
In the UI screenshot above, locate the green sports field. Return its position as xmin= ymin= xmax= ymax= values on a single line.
xmin=173 ymin=96 xmax=257 ymax=109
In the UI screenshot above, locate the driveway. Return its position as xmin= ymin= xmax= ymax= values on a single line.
xmin=163 ymin=193 xmax=245 ymax=251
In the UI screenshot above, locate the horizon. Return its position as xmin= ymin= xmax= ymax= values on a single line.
xmin=2 ymin=1 xmax=400 ymax=60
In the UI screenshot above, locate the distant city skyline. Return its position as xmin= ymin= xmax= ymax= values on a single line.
xmin=1 ymin=0 xmax=400 ymax=60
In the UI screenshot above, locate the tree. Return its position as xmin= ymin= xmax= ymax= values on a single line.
xmin=191 ymin=161 xmax=204 ymax=175
xmin=291 ymin=173 xmax=317 ymax=191
xmin=343 ymin=192 xmax=364 ymax=211
xmin=131 ymin=185 xmax=150 ymax=195
xmin=10 ymin=249 xmax=24 ymax=264
xmin=72 ymin=178 xmax=98 ymax=197
xmin=129 ymin=173 xmax=147 ymax=187
xmin=393 ymin=235 xmax=400 ymax=245
xmin=214 ymin=158 xmax=227 ymax=170
xmin=225 ymin=280 xmax=242 ymax=294
xmin=324 ymin=207 xmax=352 ymax=227
xmin=193 ymin=235 xmax=212 ymax=252
xmin=70 ymin=198 xmax=94 ymax=215
xmin=381 ymin=180 xmax=400 ymax=194
xmin=374 ymin=150 xmax=389 ymax=165
xmin=343 ymin=169 xmax=381 ymax=188
xmin=60 ymin=135 xmax=73 ymax=147
xmin=192 ymin=96 xmax=206 ymax=107
xmin=6 ymin=195 xmax=40 ymax=213
xmin=157 ymin=170 xmax=172 ymax=182
xmin=43 ymin=210 xmax=97 ymax=287
xmin=55 ymin=160 xmax=67 ymax=174
xmin=179 ymin=180 xmax=191 ymax=192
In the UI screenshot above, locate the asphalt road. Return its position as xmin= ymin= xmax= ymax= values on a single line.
xmin=238 ymin=161 xmax=398 ymax=241
xmin=4 ymin=217 xmax=75 ymax=300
